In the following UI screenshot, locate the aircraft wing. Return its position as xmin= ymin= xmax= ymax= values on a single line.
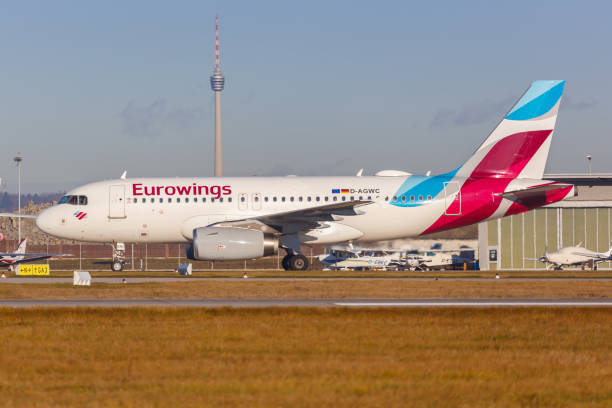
xmin=570 ymin=251 xmax=611 ymax=260
xmin=210 ymin=200 xmax=374 ymax=233
xmin=0 ymin=252 xmax=71 ymax=257
xmin=0 ymin=213 xmax=37 ymax=218
xmin=7 ymin=256 xmax=57 ymax=265
xmin=497 ymin=183 xmax=573 ymax=200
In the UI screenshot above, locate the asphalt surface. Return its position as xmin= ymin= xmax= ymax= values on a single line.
xmin=2 ymin=277 xmax=612 ymax=283
xmin=1 ymin=298 xmax=611 ymax=308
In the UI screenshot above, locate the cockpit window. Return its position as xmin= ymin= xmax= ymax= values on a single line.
xmin=58 ymin=195 xmax=88 ymax=205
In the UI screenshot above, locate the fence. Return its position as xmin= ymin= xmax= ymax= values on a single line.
xmin=3 ymin=240 xmax=325 ymax=271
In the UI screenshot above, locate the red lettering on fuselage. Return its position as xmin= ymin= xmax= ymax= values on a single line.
xmin=131 ymin=183 xmax=232 ymax=197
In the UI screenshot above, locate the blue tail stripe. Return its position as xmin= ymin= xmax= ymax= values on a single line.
xmin=506 ymin=80 xmax=565 ymax=121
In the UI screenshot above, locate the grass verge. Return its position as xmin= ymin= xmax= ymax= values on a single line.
xmin=0 ymin=308 xmax=610 ymax=407
xmin=1 ymin=280 xmax=611 ymax=299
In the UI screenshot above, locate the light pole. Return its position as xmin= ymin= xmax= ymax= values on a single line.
xmin=13 ymin=152 xmax=23 ymax=243
xmin=586 ymin=154 xmax=592 ymax=175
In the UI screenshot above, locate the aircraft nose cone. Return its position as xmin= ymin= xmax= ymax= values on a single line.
xmin=35 ymin=208 xmax=54 ymax=235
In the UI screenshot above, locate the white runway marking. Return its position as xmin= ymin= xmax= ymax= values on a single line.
xmin=335 ymin=301 xmax=612 ymax=307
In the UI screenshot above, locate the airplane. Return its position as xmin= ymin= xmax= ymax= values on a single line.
xmin=318 ymin=248 xmax=402 ymax=270
xmin=30 ymin=80 xmax=574 ymax=270
xmin=402 ymin=247 xmax=475 ymax=270
xmin=0 ymin=238 xmax=69 ymax=270
xmin=527 ymin=243 xmax=612 ymax=270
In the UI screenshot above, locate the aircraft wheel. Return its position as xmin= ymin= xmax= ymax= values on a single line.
xmin=289 ymin=254 xmax=309 ymax=271
xmin=281 ymin=255 xmax=292 ymax=271
xmin=111 ymin=261 xmax=124 ymax=272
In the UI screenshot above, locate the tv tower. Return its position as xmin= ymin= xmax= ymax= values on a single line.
xmin=210 ymin=15 xmax=225 ymax=176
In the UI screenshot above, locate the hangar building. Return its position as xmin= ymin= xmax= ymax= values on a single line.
xmin=478 ymin=174 xmax=612 ymax=270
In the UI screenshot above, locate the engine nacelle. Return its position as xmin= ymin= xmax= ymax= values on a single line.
xmin=189 ymin=227 xmax=278 ymax=261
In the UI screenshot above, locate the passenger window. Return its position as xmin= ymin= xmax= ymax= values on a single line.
xmin=211 ymin=198 xmax=215 ymax=203
xmin=427 ymin=195 xmax=432 ymax=200
xmin=401 ymin=196 xmax=406 ymax=202
xmin=177 ymin=198 xmax=181 ymax=203
xmin=307 ymin=197 xmax=311 ymax=202
xmin=290 ymin=197 xmax=294 ymax=202
xmin=298 ymin=197 xmax=303 ymax=202
xmin=418 ymin=195 xmax=423 ymax=201
xmin=358 ymin=196 xmax=363 ymax=201
xmin=202 ymin=197 xmax=206 ymax=202
xmin=282 ymin=197 xmax=286 ymax=202
xmin=385 ymin=196 xmax=389 ymax=201
xmin=141 ymin=198 xmax=146 ymax=203
xmin=254 ymin=196 xmax=259 ymax=202
xmin=273 ymin=197 xmax=277 ymax=202
xmin=367 ymin=196 xmax=372 ymax=200
xmin=325 ymin=197 xmax=329 ymax=201
xmin=342 ymin=196 xmax=346 ymax=202
xmin=228 ymin=197 xmax=232 ymax=202
xmin=219 ymin=198 xmax=223 ymax=202
xmin=241 ymin=196 xmax=245 ymax=202
xmin=194 ymin=197 xmax=198 ymax=203
xmin=410 ymin=196 xmax=415 ymax=201
xmin=264 ymin=197 xmax=269 ymax=202
xmin=168 ymin=198 xmax=172 ymax=203
xmin=316 ymin=197 xmax=320 ymax=202
xmin=393 ymin=196 xmax=397 ymax=202
xmin=133 ymin=198 xmax=138 ymax=203
xmin=350 ymin=196 xmax=354 ymax=201
xmin=150 ymin=198 xmax=155 ymax=203
xmin=159 ymin=198 xmax=164 ymax=203
xmin=333 ymin=196 xmax=337 ymax=202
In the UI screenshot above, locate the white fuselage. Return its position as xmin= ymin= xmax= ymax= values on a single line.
xmin=37 ymin=176 xmax=438 ymax=244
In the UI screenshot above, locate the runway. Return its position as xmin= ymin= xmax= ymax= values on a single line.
xmin=2 ymin=277 xmax=612 ymax=284
xmin=1 ymin=298 xmax=611 ymax=308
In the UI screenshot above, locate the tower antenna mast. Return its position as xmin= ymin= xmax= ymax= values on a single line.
xmin=210 ymin=14 xmax=225 ymax=176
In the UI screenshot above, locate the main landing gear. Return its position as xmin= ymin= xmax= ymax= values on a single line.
xmin=282 ymin=254 xmax=309 ymax=271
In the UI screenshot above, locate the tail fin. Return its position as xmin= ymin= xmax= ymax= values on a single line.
xmin=457 ymin=80 xmax=565 ymax=180
xmin=15 ymin=238 xmax=27 ymax=255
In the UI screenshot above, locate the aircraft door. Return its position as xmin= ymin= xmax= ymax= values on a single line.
xmin=252 ymin=193 xmax=262 ymax=210
xmin=109 ymin=185 xmax=126 ymax=218
xmin=238 ymin=193 xmax=248 ymax=210
xmin=443 ymin=181 xmax=462 ymax=216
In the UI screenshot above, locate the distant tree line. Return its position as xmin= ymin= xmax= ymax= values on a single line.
xmin=0 ymin=192 xmax=65 ymax=211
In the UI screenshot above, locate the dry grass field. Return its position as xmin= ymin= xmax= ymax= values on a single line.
xmin=1 ymin=280 xmax=612 ymax=300
xmin=0 ymin=308 xmax=610 ymax=407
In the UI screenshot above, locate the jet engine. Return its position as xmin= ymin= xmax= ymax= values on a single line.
xmin=185 ymin=227 xmax=278 ymax=261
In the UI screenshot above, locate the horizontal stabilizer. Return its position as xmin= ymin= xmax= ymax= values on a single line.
xmin=496 ymin=183 xmax=573 ymax=200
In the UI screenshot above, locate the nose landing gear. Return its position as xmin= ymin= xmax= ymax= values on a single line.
xmin=110 ymin=242 xmax=127 ymax=272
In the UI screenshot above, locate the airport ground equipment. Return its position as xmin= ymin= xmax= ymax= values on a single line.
xmin=73 ymin=270 xmax=91 ymax=286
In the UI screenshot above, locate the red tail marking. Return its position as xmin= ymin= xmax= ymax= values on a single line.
xmin=422 ymin=130 xmax=553 ymax=235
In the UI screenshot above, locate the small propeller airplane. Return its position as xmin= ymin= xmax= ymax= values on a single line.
xmin=0 ymin=238 xmax=71 ymax=271
xmin=526 ymin=242 xmax=612 ymax=270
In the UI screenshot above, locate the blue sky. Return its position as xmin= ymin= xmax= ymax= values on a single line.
xmin=1 ymin=0 xmax=611 ymax=192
